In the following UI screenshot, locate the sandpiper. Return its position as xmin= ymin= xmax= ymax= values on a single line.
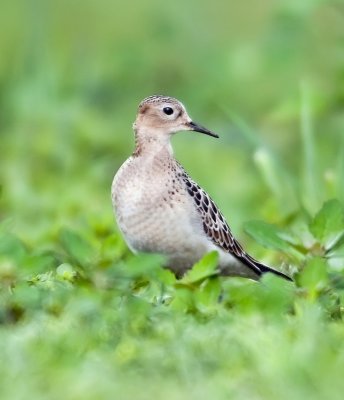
xmin=112 ymin=95 xmax=291 ymax=281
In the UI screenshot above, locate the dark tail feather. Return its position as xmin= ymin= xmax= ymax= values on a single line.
xmin=256 ymin=261 xmax=293 ymax=281
xmin=242 ymin=253 xmax=293 ymax=282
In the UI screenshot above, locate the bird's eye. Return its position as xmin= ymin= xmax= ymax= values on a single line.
xmin=163 ymin=107 xmax=174 ymax=115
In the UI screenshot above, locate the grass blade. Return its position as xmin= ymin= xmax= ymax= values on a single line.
xmin=300 ymin=81 xmax=319 ymax=212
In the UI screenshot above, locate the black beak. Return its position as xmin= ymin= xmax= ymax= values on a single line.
xmin=187 ymin=121 xmax=219 ymax=138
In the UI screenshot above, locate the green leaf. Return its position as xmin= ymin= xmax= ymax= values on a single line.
xmin=101 ymin=233 xmax=128 ymax=263
xmin=326 ymin=233 xmax=344 ymax=271
xmin=155 ymin=268 xmax=176 ymax=286
xmin=169 ymin=287 xmax=194 ymax=312
xmin=309 ymin=199 xmax=344 ymax=250
xmin=194 ymin=277 xmax=222 ymax=312
xmin=0 ymin=232 xmax=27 ymax=262
xmin=124 ymin=253 xmax=165 ymax=278
xmin=244 ymin=220 xmax=302 ymax=259
xmin=56 ymin=263 xmax=77 ymax=283
xmin=258 ymin=273 xmax=295 ymax=316
xmin=297 ymin=257 xmax=328 ymax=299
xmin=59 ymin=229 xmax=95 ymax=269
xmin=180 ymin=251 xmax=219 ymax=284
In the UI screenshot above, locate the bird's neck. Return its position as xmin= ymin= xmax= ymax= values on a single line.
xmin=133 ymin=127 xmax=173 ymax=158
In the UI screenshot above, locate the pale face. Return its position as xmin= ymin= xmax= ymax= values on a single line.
xmin=134 ymin=95 xmax=219 ymax=138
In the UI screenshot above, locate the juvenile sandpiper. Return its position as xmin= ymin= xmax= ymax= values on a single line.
xmin=112 ymin=95 xmax=291 ymax=281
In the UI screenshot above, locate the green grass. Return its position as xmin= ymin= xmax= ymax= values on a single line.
xmin=1 ymin=0 xmax=344 ymax=399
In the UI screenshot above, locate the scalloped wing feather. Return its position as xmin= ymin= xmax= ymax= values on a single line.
xmin=179 ymin=168 xmax=291 ymax=280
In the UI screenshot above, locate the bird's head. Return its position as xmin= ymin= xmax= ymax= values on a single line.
xmin=133 ymin=95 xmax=219 ymax=140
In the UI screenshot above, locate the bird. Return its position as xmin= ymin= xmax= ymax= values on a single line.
xmin=111 ymin=95 xmax=291 ymax=281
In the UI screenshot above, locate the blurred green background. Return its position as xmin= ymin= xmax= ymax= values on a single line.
xmin=1 ymin=1 xmax=344 ymax=399
xmin=2 ymin=0 xmax=344 ymax=239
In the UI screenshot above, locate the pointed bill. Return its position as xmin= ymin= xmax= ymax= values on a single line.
xmin=187 ymin=121 xmax=219 ymax=138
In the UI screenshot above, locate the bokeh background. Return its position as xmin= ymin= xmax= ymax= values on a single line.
xmin=1 ymin=1 xmax=344 ymax=399
xmin=2 ymin=0 xmax=344 ymax=241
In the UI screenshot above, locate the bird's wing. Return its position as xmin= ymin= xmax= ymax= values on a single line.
xmin=179 ymin=168 xmax=291 ymax=280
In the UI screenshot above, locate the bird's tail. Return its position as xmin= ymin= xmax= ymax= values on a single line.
xmin=245 ymin=254 xmax=293 ymax=281
xmin=256 ymin=261 xmax=292 ymax=281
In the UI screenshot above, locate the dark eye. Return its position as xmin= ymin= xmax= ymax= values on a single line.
xmin=163 ymin=107 xmax=174 ymax=115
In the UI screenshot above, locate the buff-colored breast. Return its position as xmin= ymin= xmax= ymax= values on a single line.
xmin=111 ymin=151 xmax=209 ymax=274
